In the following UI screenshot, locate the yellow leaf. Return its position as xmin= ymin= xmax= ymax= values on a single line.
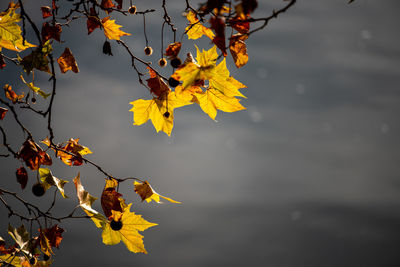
xmin=73 ymin=173 xmax=107 ymax=228
xmin=39 ymin=168 xmax=68 ymax=198
xmin=194 ymin=87 xmax=246 ymax=120
xmin=134 ymin=181 xmax=181 ymax=204
xmin=20 ymin=75 xmax=50 ymax=99
xmin=0 ymin=38 xmax=35 ymax=52
xmin=102 ymin=204 xmax=157 ymax=253
xmin=57 ymin=47 xmax=79 ymax=73
xmin=129 ymin=91 xmax=192 ymax=136
xmin=102 ymin=16 xmax=131 ymax=40
xmin=0 ymin=7 xmax=22 ymax=44
xmin=185 ymin=11 xmax=214 ymax=40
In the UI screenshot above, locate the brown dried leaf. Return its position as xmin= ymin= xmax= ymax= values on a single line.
xmin=43 ymin=225 xmax=64 ymax=249
xmin=41 ymin=22 xmax=62 ymax=42
xmin=16 ymin=167 xmax=28 ymax=189
xmin=146 ymin=67 xmax=170 ymax=97
xmin=57 ymin=47 xmax=79 ymax=74
xmin=210 ymin=17 xmax=227 ymax=57
xmin=101 ymin=178 xmax=123 ymax=218
xmin=3 ymin=84 xmax=24 ymax=104
xmin=17 ymin=140 xmax=52 ymax=170
xmin=41 ymin=6 xmax=52 ymax=19
xmin=164 ymin=42 xmax=182 ymax=60
xmin=0 ymin=107 xmax=8 ymax=120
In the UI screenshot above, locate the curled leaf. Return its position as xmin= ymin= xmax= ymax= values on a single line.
xmin=16 ymin=166 xmax=28 ymax=189
xmin=146 ymin=67 xmax=170 ymax=97
xmin=164 ymin=42 xmax=182 ymax=60
xmin=0 ymin=107 xmax=8 ymax=120
xmin=73 ymin=173 xmax=107 ymax=228
xmin=57 ymin=47 xmax=79 ymax=73
xmin=41 ymin=6 xmax=52 ymax=19
xmin=17 ymin=140 xmax=52 ymax=170
xmin=20 ymin=75 xmax=51 ymax=99
xmin=39 ymin=168 xmax=68 ymax=198
xmin=229 ymin=33 xmax=249 ymax=68
xmin=101 ymin=178 xmax=123 ymax=218
xmin=134 ymin=181 xmax=181 ymax=204
xmin=3 ymin=84 xmax=24 ymax=103
xmin=41 ymin=22 xmax=62 ymax=42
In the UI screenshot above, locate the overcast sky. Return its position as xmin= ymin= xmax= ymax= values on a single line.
xmin=1 ymin=0 xmax=400 ymax=266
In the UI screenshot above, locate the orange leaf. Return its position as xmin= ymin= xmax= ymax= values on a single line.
xmin=43 ymin=225 xmax=64 ymax=249
xmin=51 ymin=138 xmax=92 ymax=166
xmin=87 ymin=8 xmax=101 ymax=35
xmin=57 ymin=47 xmax=79 ymax=74
xmin=41 ymin=6 xmax=52 ymax=18
xmin=41 ymin=22 xmax=62 ymax=42
xmin=101 ymin=0 xmax=115 ymax=10
xmin=17 ymin=140 xmax=52 ymax=170
xmin=229 ymin=33 xmax=249 ymax=68
xmin=3 ymin=84 xmax=24 ymax=104
xmin=164 ymin=42 xmax=182 ymax=60
xmin=0 ymin=107 xmax=8 ymax=120
xmin=134 ymin=181 xmax=181 ymax=204
xmin=16 ymin=167 xmax=28 ymax=189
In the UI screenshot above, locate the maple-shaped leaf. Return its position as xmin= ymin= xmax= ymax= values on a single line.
xmin=3 ymin=84 xmax=24 ymax=103
xmin=173 ymin=45 xmax=246 ymax=98
xmin=42 ymin=225 xmax=64 ymax=249
xmin=164 ymin=42 xmax=181 ymax=60
xmin=43 ymin=137 xmax=92 ymax=166
xmin=134 ymin=181 xmax=181 ymax=204
xmin=0 ymin=6 xmax=22 ymax=45
xmin=20 ymin=75 xmax=51 ymax=99
xmin=57 ymin=47 xmax=79 ymax=73
xmin=41 ymin=6 xmax=52 ymax=18
xmin=101 ymin=16 xmax=130 ymax=40
xmin=21 ymin=40 xmax=52 ymax=74
xmin=185 ymin=10 xmax=214 ymax=40
xmin=41 ymin=22 xmax=62 ymax=42
xmin=16 ymin=166 xmax=28 ymax=189
xmin=101 ymin=178 xmax=124 ymax=219
xmin=146 ymin=67 xmax=170 ymax=97
xmin=210 ymin=17 xmax=227 ymax=57
xmin=129 ymin=91 xmax=192 ymax=136
xmin=8 ymin=224 xmax=30 ymax=254
xmin=73 ymin=173 xmax=107 ymax=228
xmin=17 ymin=140 xmax=52 ymax=170
xmin=102 ymin=203 xmax=157 ymax=253
xmin=39 ymin=168 xmax=68 ymax=198
xmin=229 ymin=33 xmax=249 ymax=68
xmin=0 ymin=106 xmax=8 ymax=120
xmin=194 ymin=87 xmax=246 ymax=120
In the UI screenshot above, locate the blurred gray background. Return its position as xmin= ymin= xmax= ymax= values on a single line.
xmin=1 ymin=0 xmax=400 ymax=266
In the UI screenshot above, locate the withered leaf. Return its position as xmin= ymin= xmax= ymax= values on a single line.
xmin=42 ymin=225 xmax=64 ymax=249
xmin=16 ymin=167 xmax=28 ymax=189
xmin=115 ymin=0 xmax=123 ymax=9
xmin=134 ymin=181 xmax=181 ymax=204
xmin=41 ymin=22 xmax=62 ymax=42
xmin=87 ymin=8 xmax=101 ymax=35
xmin=0 ymin=107 xmax=8 ymax=120
xmin=101 ymin=178 xmax=123 ymax=218
xmin=146 ymin=67 xmax=170 ymax=97
xmin=101 ymin=0 xmax=115 ymax=10
xmin=57 ymin=47 xmax=79 ymax=74
xmin=17 ymin=140 xmax=52 ymax=170
xmin=0 ymin=54 xmax=5 ymax=69
xmin=210 ymin=17 xmax=227 ymax=57
xmin=164 ymin=42 xmax=182 ymax=60
xmin=3 ymin=84 xmax=24 ymax=104
xmin=41 ymin=6 xmax=52 ymax=19
xmin=229 ymin=33 xmax=249 ymax=68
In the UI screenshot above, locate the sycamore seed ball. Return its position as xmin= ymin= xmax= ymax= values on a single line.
xmin=158 ymin=58 xmax=167 ymax=67
xmin=128 ymin=5 xmax=137 ymax=14
xmin=170 ymin=57 xmax=182 ymax=68
xmin=168 ymin=77 xmax=180 ymax=88
xmin=32 ymin=183 xmax=46 ymax=197
xmin=144 ymin=46 xmax=153 ymax=56
xmin=110 ymin=220 xmax=123 ymax=231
